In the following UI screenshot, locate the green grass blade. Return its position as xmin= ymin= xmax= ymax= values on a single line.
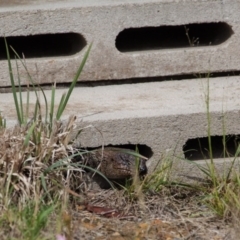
xmin=43 ymin=152 xmax=87 ymax=173
xmin=10 ymin=46 xmax=35 ymax=86
xmin=44 ymin=151 xmax=115 ymax=189
xmin=49 ymin=83 xmax=56 ymax=129
xmin=225 ymin=145 xmax=240 ymax=181
xmin=56 ymin=93 xmax=66 ymax=121
xmin=31 ymin=205 xmax=55 ymax=238
xmin=40 ymin=173 xmax=53 ymax=202
xmin=38 ymin=85 xmax=48 ymax=123
xmin=40 ymin=173 xmax=47 ymax=193
xmin=33 ymin=100 xmax=39 ymax=121
xmin=181 ymin=157 xmax=212 ymax=178
xmin=0 ymin=113 xmax=5 ymax=128
xmin=4 ymin=38 xmax=22 ymax=124
xmin=26 ymin=87 xmax=30 ymax=122
xmin=23 ymin=121 xmax=37 ymax=147
xmin=15 ymin=57 xmax=24 ymax=124
xmin=56 ymin=43 xmax=92 ymax=120
xmin=37 ymin=204 xmax=55 ymax=223
xmin=10 ymin=46 xmax=43 ymax=118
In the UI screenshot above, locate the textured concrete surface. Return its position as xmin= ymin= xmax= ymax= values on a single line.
xmin=0 ymin=0 xmax=240 ymax=86
xmin=1 ymin=76 xmax=240 ymax=180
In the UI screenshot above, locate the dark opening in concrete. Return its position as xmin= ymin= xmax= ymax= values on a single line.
xmin=1 ymin=33 xmax=86 ymax=59
xmin=183 ymin=135 xmax=240 ymax=160
xmin=116 ymin=22 xmax=233 ymax=52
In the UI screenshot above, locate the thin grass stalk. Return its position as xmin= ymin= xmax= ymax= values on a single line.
xmin=36 ymin=91 xmax=42 ymax=121
xmin=206 ymin=79 xmax=213 ymax=160
xmin=4 ymin=38 xmax=22 ymax=124
xmin=4 ymin=164 xmax=14 ymax=207
xmin=0 ymin=113 xmax=3 ymax=127
xmin=39 ymin=86 xmax=49 ymax=124
xmin=15 ymin=57 xmax=24 ymax=124
xmin=222 ymin=111 xmax=226 ymax=160
xmin=0 ymin=112 xmax=6 ymax=128
xmin=226 ymin=145 xmax=240 ymax=182
xmin=56 ymin=43 xmax=92 ymax=120
xmin=235 ymin=173 xmax=240 ymax=186
xmin=40 ymin=173 xmax=53 ymax=202
xmin=10 ymin=47 xmax=36 ymax=86
xmin=33 ymin=101 xmax=39 ymax=122
xmin=26 ymin=86 xmax=30 ymax=122
xmin=56 ymin=93 xmax=66 ymax=120
xmin=227 ymin=188 xmax=240 ymax=209
xmin=23 ymin=121 xmax=37 ymax=147
xmin=49 ymin=83 xmax=56 ymax=133
xmin=205 ymin=77 xmax=217 ymax=187
xmin=10 ymin=46 xmax=43 ymax=119
xmin=33 ymin=197 xmax=40 ymax=220
xmin=36 ymin=123 xmax=42 ymax=146
xmin=9 ymin=45 xmax=47 ymax=126
xmin=132 ymin=149 xmax=148 ymax=199
xmin=198 ymin=138 xmax=206 ymax=159
xmin=31 ymin=125 xmax=38 ymax=146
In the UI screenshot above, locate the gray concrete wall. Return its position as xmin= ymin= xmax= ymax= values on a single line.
xmin=1 ymin=77 xmax=240 ymax=180
xmin=1 ymin=0 xmax=240 ymax=181
xmin=0 ymin=0 xmax=239 ymax=86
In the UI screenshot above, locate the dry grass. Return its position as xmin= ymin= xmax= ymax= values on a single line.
xmin=0 ymin=116 xmax=87 ymax=207
xmin=0 ymin=114 xmax=238 ymax=239
xmin=27 ymin=188 xmax=234 ymax=239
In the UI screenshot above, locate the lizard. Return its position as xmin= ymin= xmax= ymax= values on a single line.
xmin=75 ymin=147 xmax=148 ymax=188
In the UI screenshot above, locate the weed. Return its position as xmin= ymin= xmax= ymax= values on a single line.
xmin=0 ymin=112 xmax=6 ymax=128
xmin=0 ymin=201 xmax=56 ymax=240
xmin=181 ymin=77 xmax=240 ymax=218
xmin=4 ymin=38 xmax=92 ymax=129
xmin=0 ymin=40 xmax=93 ymax=238
xmin=143 ymin=154 xmax=173 ymax=193
xmin=20 ymin=202 xmax=55 ymax=240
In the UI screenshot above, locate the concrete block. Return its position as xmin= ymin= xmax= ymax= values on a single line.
xmin=0 ymin=0 xmax=240 ymax=86
xmin=1 ymin=76 xmax=240 ymax=181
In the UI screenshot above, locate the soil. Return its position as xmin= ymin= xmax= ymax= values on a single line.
xmin=55 ymin=188 xmax=235 ymax=240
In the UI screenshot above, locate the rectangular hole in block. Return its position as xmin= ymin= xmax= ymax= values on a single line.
xmin=116 ymin=22 xmax=233 ymax=52
xmin=183 ymin=135 xmax=240 ymax=160
xmin=1 ymin=33 xmax=86 ymax=59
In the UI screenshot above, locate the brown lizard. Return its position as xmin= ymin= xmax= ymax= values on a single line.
xmin=75 ymin=147 xmax=148 ymax=188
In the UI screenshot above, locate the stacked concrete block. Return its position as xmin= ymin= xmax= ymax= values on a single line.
xmin=1 ymin=76 xmax=240 ymax=179
xmin=1 ymin=0 xmax=240 ymax=180
xmin=0 ymin=0 xmax=239 ymax=86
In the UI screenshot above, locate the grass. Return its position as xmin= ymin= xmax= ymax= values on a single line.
xmin=1 ymin=39 xmax=93 ymax=205
xmin=0 ymin=40 xmax=95 ymax=239
xmin=1 ymin=39 xmax=240 ymax=239
xmin=199 ymin=79 xmax=240 ymax=218
xmin=176 ymin=77 xmax=240 ymax=221
xmin=0 ymin=201 xmax=74 ymax=240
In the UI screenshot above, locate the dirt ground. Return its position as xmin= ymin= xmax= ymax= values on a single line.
xmin=56 ymin=188 xmax=234 ymax=240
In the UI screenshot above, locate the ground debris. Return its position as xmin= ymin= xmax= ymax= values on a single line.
xmin=66 ymin=189 xmax=232 ymax=240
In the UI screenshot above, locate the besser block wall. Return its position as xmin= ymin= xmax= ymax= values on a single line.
xmin=1 ymin=0 xmax=240 ymax=181
xmin=0 ymin=0 xmax=239 ymax=86
xmin=1 ymin=77 xmax=240 ymax=181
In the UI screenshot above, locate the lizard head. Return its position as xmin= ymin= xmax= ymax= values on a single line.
xmin=98 ymin=148 xmax=148 ymax=180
